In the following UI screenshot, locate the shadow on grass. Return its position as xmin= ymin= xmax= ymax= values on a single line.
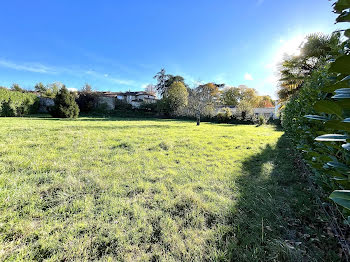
xmin=221 ymin=134 xmax=339 ymax=262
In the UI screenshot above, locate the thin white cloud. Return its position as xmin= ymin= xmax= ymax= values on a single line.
xmin=108 ymin=77 xmax=136 ymax=86
xmin=0 ymin=59 xmax=55 ymax=73
xmin=244 ymin=73 xmax=253 ymax=81
xmin=84 ymin=69 xmax=136 ymax=86
xmin=0 ymin=58 xmax=139 ymax=88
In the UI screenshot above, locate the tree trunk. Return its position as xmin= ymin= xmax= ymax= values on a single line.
xmin=196 ymin=113 xmax=200 ymax=126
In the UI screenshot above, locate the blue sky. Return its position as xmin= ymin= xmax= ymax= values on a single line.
xmin=0 ymin=0 xmax=340 ymax=98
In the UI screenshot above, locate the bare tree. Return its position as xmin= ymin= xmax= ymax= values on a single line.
xmin=81 ymin=83 xmax=93 ymax=93
xmin=144 ymin=84 xmax=157 ymax=96
xmin=188 ymin=83 xmax=220 ymax=125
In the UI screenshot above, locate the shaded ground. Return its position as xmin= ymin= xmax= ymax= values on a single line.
xmin=223 ymin=135 xmax=340 ymax=261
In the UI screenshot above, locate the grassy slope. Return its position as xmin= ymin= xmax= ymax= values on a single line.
xmin=0 ymin=117 xmax=338 ymax=261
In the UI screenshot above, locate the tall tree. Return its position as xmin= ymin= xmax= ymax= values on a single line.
xmin=221 ymin=86 xmax=240 ymax=106
xmin=81 ymin=83 xmax=93 ymax=93
xmin=165 ymin=75 xmax=187 ymax=89
xmin=34 ymin=82 xmax=47 ymax=94
xmin=153 ymin=68 xmax=187 ymax=96
xmin=278 ymin=32 xmax=342 ymax=101
xmin=238 ymin=85 xmax=259 ymax=106
xmin=237 ymin=99 xmax=253 ymax=120
xmin=188 ymin=83 xmax=220 ymax=125
xmin=144 ymin=84 xmax=157 ymax=96
xmin=165 ymin=81 xmax=189 ymax=114
xmin=153 ymin=68 xmax=168 ymax=95
xmin=49 ymin=86 xmax=79 ymax=118
xmin=76 ymin=83 xmax=97 ymax=113
xmin=256 ymin=95 xmax=275 ymax=108
xmin=11 ymin=83 xmax=24 ymax=92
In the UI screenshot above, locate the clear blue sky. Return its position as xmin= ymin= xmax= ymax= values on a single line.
xmin=0 ymin=0 xmax=340 ymax=98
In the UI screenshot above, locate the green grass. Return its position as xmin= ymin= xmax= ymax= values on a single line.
xmin=0 ymin=117 xmax=338 ymax=261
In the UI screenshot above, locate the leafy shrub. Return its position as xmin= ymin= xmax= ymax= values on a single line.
xmin=138 ymin=102 xmax=157 ymax=112
xmin=115 ymin=99 xmax=132 ymax=111
xmin=258 ymin=115 xmax=266 ymax=126
xmin=76 ymin=92 xmax=99 ymax=113
xmin=0 ymin=99 xmax=16 ymax=116
xmin=216 ymin=107 xmax=232 ymax=123
xmin=35 ymin=82 xmax=61 ymax=98
xmin=49 ymin=86 xmax=79 ymax=118
xmin=282 ymin=64 xmax=339 ymax=189
xmin=0 ymin=87 xmax=39 ymax=116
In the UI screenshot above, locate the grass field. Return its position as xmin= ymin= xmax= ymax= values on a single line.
xmin=0 ymin=117 xmax=339 ymax=261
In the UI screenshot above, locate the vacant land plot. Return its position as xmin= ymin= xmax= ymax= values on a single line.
xmin=0 ymin=118 xmax=338 ymax=261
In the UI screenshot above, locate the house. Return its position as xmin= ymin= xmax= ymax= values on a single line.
xmin=97 ymin=91 xmax=157 ymax=110
xmin=252 ymin=107 xmax=276 ymax=119
xmin=216 ymin=103 xmax=279 ymax=119
xmin=116 ymin=91 xmax=157 ymax=108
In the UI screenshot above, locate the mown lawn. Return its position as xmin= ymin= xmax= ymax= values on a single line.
xmin=0 ymin=117 xmax=339 ymax=261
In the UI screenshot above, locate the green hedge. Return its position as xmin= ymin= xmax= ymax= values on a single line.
xmin=282 ymin=0 xmax=350 ymax=215
xmin=282 ymin=66 xmax=339 ymax=189
xmin=0 ymin=88 xmax=39 ymax=116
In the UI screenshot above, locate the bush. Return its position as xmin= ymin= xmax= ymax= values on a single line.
xmin=216 ymin=107 xmax=232 ymax=123
xmin=1 ymin=99 xmax=16 ymax=116
xmin=115 ymin=99 xmax=133 ymax=111
xmin=76 ymin=92 xmax=99 ymax=113
xmin=282 ymin=66 xmax=331 ymax=185
xmin=138 ymin=102 xmax=157 ymax=112
xmin=0 ymin=87 xmax=39 ymax=117
xmin=94 ymin=102 xmax=112 ymax=114
xmin=258 ymin=115 xmax=266 ymax=126
xmin=282 ymin=66 xmax=328 ymax=151
xmin=49 ymin=86 xmax=79 ymax=118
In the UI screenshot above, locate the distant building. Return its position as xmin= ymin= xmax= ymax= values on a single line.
xmin=216 ymin=105 xmax=279 ymax=119
xmin=97 ymin=91 xmax=157 ymax=110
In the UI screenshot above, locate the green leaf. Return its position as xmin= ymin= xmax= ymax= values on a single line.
xmin=315 ymin=134 xmax=347 ymax=142
xmin=336 ymin=100 xmax=350 ymax=110
xmin=329 ymin=190 xmax=350 ymax=210
xmin=327 ymin=161 xmax=350 ymax=171
xmin=329 ymin=55 xmax=350 ymax=74
xmin=332 ymin=177 xmax=348 ymax=181
xmin=334 ymin=0 xmax=350 ymax=14
xmin=342 ymin=143 xmax=350 ymax=150
xmin=304 ymin=115 xmax=329 ymax=121
xmin=345 ymin=29 xmax=350 ymax=38
xmin=332 ymin=93 xmax=350 ymax=99
xmin=336 ymin=10 xmax=350 ymax=22
xmin=335 ymin=88 xmax=350 ymax=93
xmin=323 ymin=81 xmax=349 ymax=93
xmin=340 ymin=75 xmax=350 ymax=84
xmin=313 ymin=100 xmax=343 ymax=117
xmin=325 ymin=120 xmax=350 ymax=131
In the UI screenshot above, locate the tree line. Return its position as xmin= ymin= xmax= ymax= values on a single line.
xmin=151 ymin=69 xmax=275 ymax=125
xmin=0 ymin=71 xmax=275 ymax=123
